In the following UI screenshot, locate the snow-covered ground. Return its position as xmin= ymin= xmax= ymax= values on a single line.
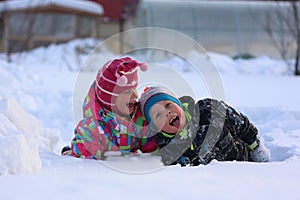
xmin=0 ymin=38 xmax=300 ymax=200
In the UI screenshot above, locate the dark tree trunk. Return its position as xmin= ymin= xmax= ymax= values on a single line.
xmin=293 ymin=2 xmax=300 ymax=75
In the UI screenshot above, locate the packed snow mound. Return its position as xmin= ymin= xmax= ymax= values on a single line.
xmin=0 ymin=97 xmax=65 ymax=175
xmin=0 ymin=110 xmax=41 ymax=175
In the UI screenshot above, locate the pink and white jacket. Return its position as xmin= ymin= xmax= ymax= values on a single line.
xmin=63 ymin=82 xmax=157 ymax=159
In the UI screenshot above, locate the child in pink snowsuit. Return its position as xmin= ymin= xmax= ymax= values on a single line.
xmin=62 ymin=57 xmax=157 ymax=159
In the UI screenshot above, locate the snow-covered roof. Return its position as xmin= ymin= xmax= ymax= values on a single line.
xmin=0 ymin=0 xmax=103 ymax=15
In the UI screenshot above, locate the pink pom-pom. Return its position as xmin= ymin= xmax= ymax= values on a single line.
xmin=138 ymin=62 xmax=148 ymax=71
xmin=116 ymin=75 xmax=128 ymax=86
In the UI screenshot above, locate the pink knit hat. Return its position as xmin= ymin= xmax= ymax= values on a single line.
xmin=95 ymin=57 xmax=148 ymax=109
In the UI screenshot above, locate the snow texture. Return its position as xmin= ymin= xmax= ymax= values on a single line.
xmin=0 ymin=38 xmax=299 ymax=200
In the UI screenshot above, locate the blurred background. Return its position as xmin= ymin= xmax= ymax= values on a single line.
xmin=0 ymin=0 xmax=299 ymax=75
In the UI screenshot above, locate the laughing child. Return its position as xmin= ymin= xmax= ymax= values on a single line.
xmin=62 ymin=57 xmax=157 ymax=159
xmin=139 ymin=86 xmax=270 ymax=166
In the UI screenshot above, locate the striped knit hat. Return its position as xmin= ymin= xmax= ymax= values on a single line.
xmin=139 ymin=86 xmax=183 ymax=124
xmin=95 ymin=57 xmax=148 ymax=109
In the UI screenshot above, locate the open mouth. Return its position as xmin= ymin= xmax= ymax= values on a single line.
xmin=127 ymin=101 xmax=137 ymax=108
xmin=169 ymin=116 xmax=180 ymax=128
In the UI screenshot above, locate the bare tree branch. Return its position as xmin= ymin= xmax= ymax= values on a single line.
xmin=263 ymin=1 xmax=300 ymax=75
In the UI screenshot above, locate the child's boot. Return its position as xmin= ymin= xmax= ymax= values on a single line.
xmin=61 ymin=146 xmax=72 ymax=155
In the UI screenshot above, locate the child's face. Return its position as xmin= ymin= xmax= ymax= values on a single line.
xmin=150 ymin=100 xmax=186 ymax=134
xmin=115 ymin=89 xmax=138 ymax=115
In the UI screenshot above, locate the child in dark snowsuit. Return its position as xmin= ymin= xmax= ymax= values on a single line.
xmin=139 ymin=86 xmax=270 ymax=166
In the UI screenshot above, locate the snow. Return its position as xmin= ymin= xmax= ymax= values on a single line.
xmin=0 ymin=38 xmax=300 ymax=199
xmin=0 ymin=0 xmax=103 ymax=15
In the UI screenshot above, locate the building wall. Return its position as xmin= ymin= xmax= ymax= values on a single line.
xmin=135 ymin=1 xmax=295 ymax=59
xmin=3 ymin=11 xmax=100 ymax=53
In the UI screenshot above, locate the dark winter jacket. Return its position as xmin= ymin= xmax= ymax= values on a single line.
xmin=154 ymin=96 xmax=259 ymax=166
